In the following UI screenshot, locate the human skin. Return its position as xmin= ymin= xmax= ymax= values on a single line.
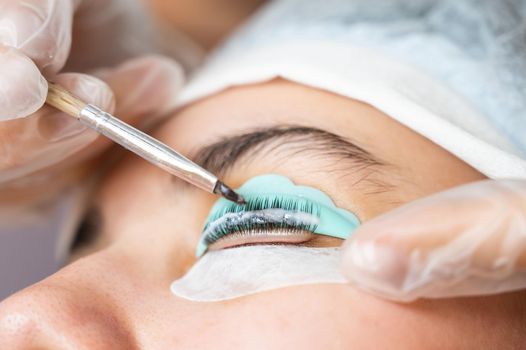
xmin=0 ymin=80 xmax=524 ymax=349
xmin=148 ymin=0 xmax=268 ymax=50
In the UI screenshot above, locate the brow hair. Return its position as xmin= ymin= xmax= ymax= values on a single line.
xmin=71 ymin=207 xmax=102 ymax=252
xmin=192 ymin=125 xmax=386 ymax=177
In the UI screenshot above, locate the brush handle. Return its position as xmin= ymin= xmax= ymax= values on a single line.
xmin=79 ymin=104 xmax=218 ymax=192
xmin=44 ymin=81 xmax=219 ymax=194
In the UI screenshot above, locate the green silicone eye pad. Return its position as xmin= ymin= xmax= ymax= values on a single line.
xmin=196 ymin=174 xmax=360 ymax=257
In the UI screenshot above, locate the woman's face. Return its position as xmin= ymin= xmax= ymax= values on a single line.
xmin=1 ymin=80 xmax=524 ymax=349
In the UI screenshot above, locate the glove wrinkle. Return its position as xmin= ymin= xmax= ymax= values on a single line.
xmin=341 ymin=179 xmax=526 ymax=302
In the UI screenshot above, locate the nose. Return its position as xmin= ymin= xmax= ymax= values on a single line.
xmin=0 ymin=282 xmax=137 ymax=349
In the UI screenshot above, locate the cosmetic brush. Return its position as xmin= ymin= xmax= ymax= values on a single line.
xmin=45 ymin=81 xmax=245 ymax=205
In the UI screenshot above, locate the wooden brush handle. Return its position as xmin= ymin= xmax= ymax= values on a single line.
xmin=46 ymin=81 xmax=87 ymax=117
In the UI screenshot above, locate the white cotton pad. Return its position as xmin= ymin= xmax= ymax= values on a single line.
xmin=170 ymin=245 xmax=347 ymax=302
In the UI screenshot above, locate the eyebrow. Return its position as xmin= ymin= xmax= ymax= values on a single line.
xmin=190 ymin=125 xmax=386 ymax=178
xmin=71 ymin=207 xmax=102 ymax=252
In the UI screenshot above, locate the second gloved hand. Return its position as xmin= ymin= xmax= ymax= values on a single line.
xmin=340 ymin=179 xmax=526 ymax=302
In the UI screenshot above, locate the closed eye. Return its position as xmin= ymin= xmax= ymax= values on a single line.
xmin=207 ymin=228 xmax=342 ymax=252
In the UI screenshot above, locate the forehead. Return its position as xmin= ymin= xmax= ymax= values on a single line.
xmin=155 ymin=80 xmax=395 ymax=154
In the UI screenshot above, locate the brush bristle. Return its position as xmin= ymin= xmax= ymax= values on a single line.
xmin=46 ymin=81 xmax=87 ymax=117
xmin=214 ymin=181 xmax=246 ymax=205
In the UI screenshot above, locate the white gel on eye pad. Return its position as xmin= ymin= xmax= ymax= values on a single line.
xmin=170 ymin=245 xmax=347 ymax=302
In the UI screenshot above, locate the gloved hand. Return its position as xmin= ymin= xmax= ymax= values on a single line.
xmin=0 ymin=0 xmax=184 ymax=193
xmin=340 ymin=179 xmax=526 ymax=302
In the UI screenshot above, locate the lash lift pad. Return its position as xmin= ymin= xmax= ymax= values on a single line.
xmin=171 ymin=174 xmax=360 ymax=302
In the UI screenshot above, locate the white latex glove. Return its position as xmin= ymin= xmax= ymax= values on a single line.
xmin=341 ymin=179 xmax=526 ymax=302
xmin=0 ymin=0 xmax=184 ymax=190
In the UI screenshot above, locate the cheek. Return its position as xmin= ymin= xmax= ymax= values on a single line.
xmin=14 ymin=245 xmax=524 ymax=349
xmin=168 ymin=286 xmax=357 ymax=349
xmin=185 ymin=285 xmax=526 ymax=349
xmin=181 ymin=286 xmax=384 ymax=349
xmin=96 ymin=158 xmax=218 ymax=278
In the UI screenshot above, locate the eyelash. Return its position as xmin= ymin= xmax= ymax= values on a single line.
xmin=202 ymin=197 xmax=321 ymax=246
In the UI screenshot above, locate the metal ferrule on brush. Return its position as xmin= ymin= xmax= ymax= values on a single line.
xmin=78 ymin=104 xmax=219 ymax=193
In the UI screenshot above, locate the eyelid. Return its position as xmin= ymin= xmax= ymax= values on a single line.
xmin=196 ymin=174 xmax=361 ymax=257
xmin=197 ymin=207 xmax=319 ymax=256
xmin=207 ymin=227 xmax=316 ymax=252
